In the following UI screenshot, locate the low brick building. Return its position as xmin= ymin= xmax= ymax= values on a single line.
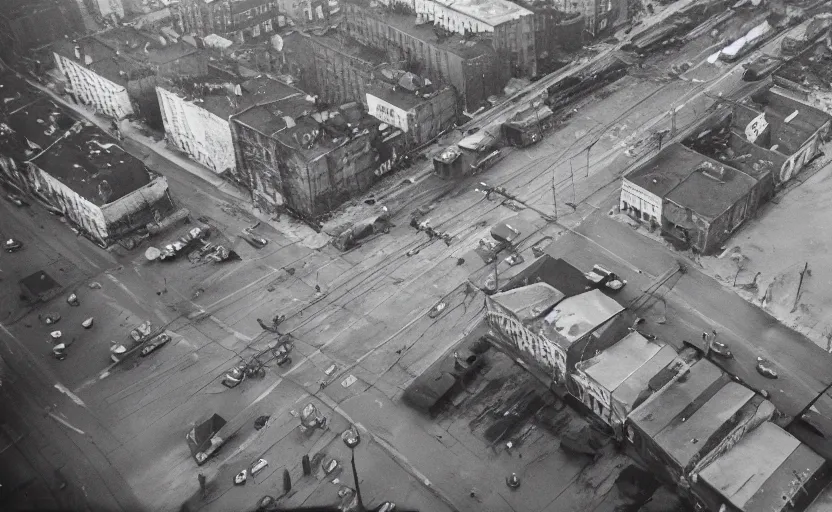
xmin=0 ymin=76 xmax=173 ymax=246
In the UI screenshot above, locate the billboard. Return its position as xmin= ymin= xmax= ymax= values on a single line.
xmin=366 ymin=93 xmax=409 ymax=133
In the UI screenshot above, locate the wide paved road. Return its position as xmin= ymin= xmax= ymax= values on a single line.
xmin=2 ymin=8 xmax=820 ymax=512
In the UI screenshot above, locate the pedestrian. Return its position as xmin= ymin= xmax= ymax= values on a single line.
xmin=198 ymin=473 xmax=206 ymax=498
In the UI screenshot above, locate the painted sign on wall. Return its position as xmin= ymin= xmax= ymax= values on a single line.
xmin=744 ymin=112 xmax=768 ymax=143
xmin=485 ymin=297 xmax=567 ymax=383
xmin=778 ymin=133 xmax=820 ymax=184
xmin=366 ymin=94 xmax=409 ymax=133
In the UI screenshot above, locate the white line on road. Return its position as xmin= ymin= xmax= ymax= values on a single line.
xmin=48 ymin=412 xmax=86 ymax=435
xmin=54 ymin=383 xmax=87 ymax=407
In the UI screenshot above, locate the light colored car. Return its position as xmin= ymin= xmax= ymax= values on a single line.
xmin=584 ymin=265 xmax=627 ymax=291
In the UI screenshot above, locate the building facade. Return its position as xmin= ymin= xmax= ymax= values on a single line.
xmin=410 ymin=0 xmax=537 ymax=77
xmin=343 ymin=1 xmax=507 ymax=112
xmin=176 ymin=0 xmax=282 ymax=43
xmin=53 ymin=44 xmax=135 ymax=119
xmin=230 ymin=88 xmax=401 ymax=218
xmin=366 ymin=82 xmax=458 ymax=149
xmin=156 ymin=85 xmax=239 ymax=175
xmin=0 ymin=86 xmax=173 ymax=246
xmin=53 ymin=28 xmax=209 ymax=124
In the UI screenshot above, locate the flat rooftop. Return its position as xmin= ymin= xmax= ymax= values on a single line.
xmin=368 ymin=83 xmax=452 ymax=111
xmin=539 ymin=289 xmax=624 ymax=349
xmin=699 ymin=422 xmax=826 ymax=511
xmin=625 ymin=143 xmax=706 ymax=198
xmin=426 ymin=0 xmax=533 ymax=28
xmin=490 ymin=283 xmax=565 ymax=322
xmin=579 ymin=332 xmax=677 ymax=415
xmin=308 ymin=32 xmax=388 ymax=66
xmin=17 ymin=99 xmax=150 ymax=205
xmin=665 ymin=163 xmax=757 ymax=220
xmin=629 ymin=358 xmax=762 ymax=470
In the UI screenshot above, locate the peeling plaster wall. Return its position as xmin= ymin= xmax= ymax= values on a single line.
xmin=157 ymin=87 xmax=236 ymax=174
xmin=28 ymin=162 xmax=109 ymax=243
xmin=54 ymin=53 xmax=134 ymax=120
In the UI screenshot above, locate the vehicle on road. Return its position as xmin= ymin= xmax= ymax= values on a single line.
xmin=332 ymin=208 xmax=392 ymax=251
xmin=222 ymin=341 xmax=293 ymax=388
xmin=130 ymin=321 xmax=153 ymax=343
xmin=6 ymin=193 xmax=28 ymax=207
xmin=584 ymin=264 xmax=627 ymax=291
xmin=241 ymin=228 xmax=269 ymax=249
xmin=140 ymin=333 xmax=171 ymax=357
xmin=159 ymin=227 xmax=210 ymax=261
xmin=4 ymin=238 xmax=23 ymax=253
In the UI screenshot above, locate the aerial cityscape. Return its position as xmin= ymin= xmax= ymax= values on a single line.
xmin=2 ymin=0 xmax=832 ymax=511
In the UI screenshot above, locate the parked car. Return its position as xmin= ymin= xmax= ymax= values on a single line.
xmin=584 ymin=264 xmax=627 ymax=291
xmin=140 ymin=333 xmax=171 ymax=357
xmin=241 ymin=230 xmax=269 ymax=249
xmin=4 ymin=238 xmax=23 ymax=253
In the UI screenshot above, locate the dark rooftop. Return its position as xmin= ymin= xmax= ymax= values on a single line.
xmin=665 ymin=161 xmax=757 ymax=220
xmin=17 ymin=99 xmax=151 ymax=205
xmin=625 ymin=143 xmax=706 ymax=198
xmin=368 ymin=83 xmax=453 ymax=111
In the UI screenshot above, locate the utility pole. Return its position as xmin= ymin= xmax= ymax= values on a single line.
xmin=350 ymin=450 xmax=366 ymax=512
xmin=477 ymin=182 xmax=556 ymax=222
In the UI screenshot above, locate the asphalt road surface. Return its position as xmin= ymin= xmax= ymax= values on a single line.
xmin=2 ymin=7 xmax=828 ymax=512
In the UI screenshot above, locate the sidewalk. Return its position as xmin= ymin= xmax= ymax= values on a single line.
xmin=26 ymin=77 xmax=329 ymax=249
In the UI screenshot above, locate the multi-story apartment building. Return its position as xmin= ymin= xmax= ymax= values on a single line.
xmin=343 ymin=1 xmax=507 ymax=112
xmin=176 ymin=0 xmax=281 ymax=43
xmin=52 ymin=27 xmax=208 ymax=122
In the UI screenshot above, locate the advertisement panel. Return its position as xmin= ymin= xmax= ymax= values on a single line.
xmin=366 ymin=94 xmax=410 ymax=133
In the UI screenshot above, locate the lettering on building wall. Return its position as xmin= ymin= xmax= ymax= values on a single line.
xmin=366 ymin=94 xmax=409 ymax=133
xmin=779 ymin=134 xmax=819 ymax=184
xmin=485 ymin=298 xmax=567 ymax=383
xmin=374 ymin=147 xmax=398 ymax=177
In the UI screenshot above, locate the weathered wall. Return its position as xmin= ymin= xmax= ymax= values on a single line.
xmin=485 ymin=295 xmax=568 ymax=385
xmin=101 ymin=176 xmax=172 ymax=239
xmin=409 ymin=87 xmax=458 ymax=147
xmin=231 ymin=120 xmax=288 ymax=212
xmin=101 ymin=176 xmax=169 ymax=224
xmin=28 ymin=162 xmax=109 ymax=243
xmin=621 ymin=179 xmax=662 ymax=224
xmin=344 ymin=4 xmax=506 ymax=111
xmin=491 ymin=15 xmax=537 ymax=78
xmin=54 ymin=52 xmax=134 ymax=119
xmin=157 ymin=87 xmax=236 ymax=174
xmin=310 ymin=134 xmax=377 ymax=216
xmin=308 ymin=38 xmax=375 ymax=107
